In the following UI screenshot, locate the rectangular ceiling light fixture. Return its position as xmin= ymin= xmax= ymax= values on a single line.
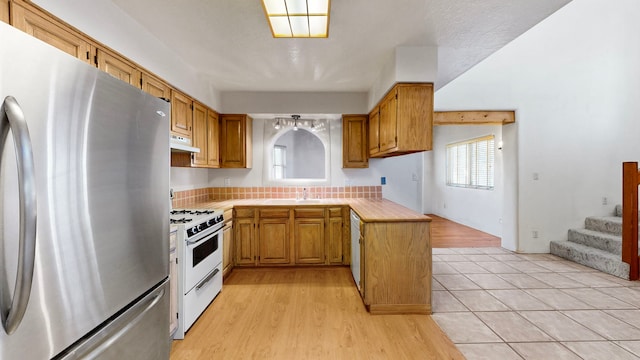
xmin=262 ymin=0 xmax=330 ymax=38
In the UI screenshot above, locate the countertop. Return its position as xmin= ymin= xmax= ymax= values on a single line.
xmin=180 ymin=198 xmax=431 ymax=223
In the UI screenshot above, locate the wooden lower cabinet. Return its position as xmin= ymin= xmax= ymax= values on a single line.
xmin=258 ymin=217 xmax=290 ymax=264
xmin=294 ymin=218 xmax=325 ymax=264
xmin=232 ymin=206 xmax=349 ymax=267
xmin=234 ymin=217 xmax=255 ymax=266
xmin=361 ymin=221 xmax=432 ymax=314
xmin=222 ymin=220 xmax=233 ymax=277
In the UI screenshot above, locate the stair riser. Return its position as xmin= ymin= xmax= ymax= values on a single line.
xmin=568 ymin=229 xmax=621 ymax=255
xmin=585 ymin=218 xmax=622 ymax=236
xmin=550 ymin=241 xmax=629 ymax=279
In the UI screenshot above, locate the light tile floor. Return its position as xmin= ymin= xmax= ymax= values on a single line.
xmin=432 ymin=247 xmax=640 ymax=359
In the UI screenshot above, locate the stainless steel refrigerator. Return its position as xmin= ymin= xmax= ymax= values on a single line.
xmin=0 ymin=21 xmax=171 ymax=359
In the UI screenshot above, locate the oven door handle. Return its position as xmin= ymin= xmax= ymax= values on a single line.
xmin=195 ymin=268 xmax=219 ymax=291
xmin=185 ymin=227 xmax=222 ymax=246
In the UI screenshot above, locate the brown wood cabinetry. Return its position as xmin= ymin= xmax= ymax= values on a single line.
xmin=207 ymin=110 xmax=220 ymax=168
xmin=369 ymin=107 xmax=380 ymax=156
xmin=258 ymin=209 xmax=290 ymax=265
xmin=141 ymin=72 xmax=170 ymax=99
xmin=10 ymin=0 xmax=93 ymax=64
xmin=369 ymin=83 xmax=434 ymax=158
xmin=191 ymin=102 xmax=208 ymax=166
xmin=234 ymin=216 xmax=255 ymax=266
xmin=96 ymin=49 xmax=141 ymax=87
xmin=342 ymin=115 xmax=369 ymax=168
xmin=220 ymin=114 xmax=252 ymax=168
xmin=327 ymin=207 xmax=345 ymax=264
xmin=360 ymin=220 xmax=431 ymax=314
xmin=222 ymin=208 xmax=234 ymax=277
xmin=1 ymin=0 xmax=8 ymax=23
xmin=170 ymin=90 xmax=193 ymax=138
xmin=294 ymin=208 xmax=325 ymax=264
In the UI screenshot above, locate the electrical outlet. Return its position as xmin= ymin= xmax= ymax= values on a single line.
xmin=602 ymin=197 xmax=608 ymax=205
xmin=532 ymin=230 xmax=539 ymax=239
xmin=224 ymin=177 xmax=231 ymax=187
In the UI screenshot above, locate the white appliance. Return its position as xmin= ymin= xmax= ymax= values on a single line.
xmin=170 ymin=209 xmax=224 ymax=339
xmin=350 ymin=210 xmax=361 ymax=291
xmin=0 ymin=21 xmax=170 ymax=359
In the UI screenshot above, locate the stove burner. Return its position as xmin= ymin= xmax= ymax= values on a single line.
xmin=170 ymin=218 xmax=192 ymax=224
xmin=192 ymin=210 xmax=214 ymax=215
xmin=171 ymin=210 xmax=193 ymax=215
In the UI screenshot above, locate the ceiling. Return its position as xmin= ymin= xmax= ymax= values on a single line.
xmin=111 ymin=0 xmax=571 ymax=93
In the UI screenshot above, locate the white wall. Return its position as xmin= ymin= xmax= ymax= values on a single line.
xmin=32 ymin=0 xmax=221 ymax=109
xmin=434 ymin=0 xmax=640 ymax=252
xmin=429 ymin=125 xmax=504 ymax=237
xmin=221 ymin=92 xmax=368 ymax=114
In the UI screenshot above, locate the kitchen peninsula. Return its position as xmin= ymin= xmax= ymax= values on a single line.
xmin=174 ymin=190 xmax=432 ymax=315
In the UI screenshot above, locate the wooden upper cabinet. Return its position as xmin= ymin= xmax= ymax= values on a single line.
xmin=141 ymin=72 xmax=170 ymax=99
xmin=369 ymin=83 xmax=433 ymax=158
xmin=191 ymin=101 xmax=208 ymax=166
xmin=368 ymin=107 xmax=380 ymax=156
xmin=1 ymin=0 xmax=9 ymax=23
xmin=96 ymin=49 xmax=141 ymax=88
xmin=10 ymin=0 xmax=93 ymax=64
xmin=207 ymin=110 xmax=220 ymax=168
xmin=379 ymin=90 xmax=397 ymax=153
xmin=170 ymin=90 xmax=193 ymax=138
xmin=342 ymin=115 xmax=369 ymax=168
xmin=220 ymin=114 xmax=252 ymax=168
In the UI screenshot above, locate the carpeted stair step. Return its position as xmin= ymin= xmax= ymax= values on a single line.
xmin=567 ymin=228 xmax=622 ymax=255
xmin=550 ymin=240 xmax=629 ymax=279
xmin=584 ymin=216 xmax=623 ymax=236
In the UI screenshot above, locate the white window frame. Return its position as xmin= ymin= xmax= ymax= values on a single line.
xmin=273 ymin=145 xmax=287 ymax=179
xmin=446 ymin=135 xmax=495 ymax=190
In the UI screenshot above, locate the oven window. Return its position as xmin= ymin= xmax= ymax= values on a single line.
xmin=193 ymin=234 xmax=219 ymax=267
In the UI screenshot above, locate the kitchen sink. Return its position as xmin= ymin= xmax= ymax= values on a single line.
xmin=263 ymin=199 xmax=324 ymax=205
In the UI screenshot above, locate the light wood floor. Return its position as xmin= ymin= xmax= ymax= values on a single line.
xmin=170 ymin=267 xmax=464 ymax=360
xmin=428 ymin=214 xmax=501 ymax=248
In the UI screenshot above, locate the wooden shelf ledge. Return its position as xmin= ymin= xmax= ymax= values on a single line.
xmin=434 ymin=110 xmax=515 ymax=125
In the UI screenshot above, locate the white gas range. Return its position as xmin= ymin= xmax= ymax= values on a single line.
xmin=170 ymin=209 xmax=224 ymax=339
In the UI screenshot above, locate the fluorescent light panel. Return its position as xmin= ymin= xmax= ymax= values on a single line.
xmin=262 ymin=0 xmax=330 ymax=38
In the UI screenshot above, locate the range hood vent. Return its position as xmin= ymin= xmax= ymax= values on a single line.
xmin=170 ymin=134 xmax=200 ymax=153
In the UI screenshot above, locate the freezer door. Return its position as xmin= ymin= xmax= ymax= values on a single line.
xmin=56 ymin=279 xmax=171 ymax=360
xmin=0 ymin=22 xmax=170 ymax=359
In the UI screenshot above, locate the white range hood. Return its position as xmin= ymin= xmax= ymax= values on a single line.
xmin=170 ymin=134 xmax=200 ymax=153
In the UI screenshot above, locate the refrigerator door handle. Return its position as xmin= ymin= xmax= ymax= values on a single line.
xmin=0 ymin=96 xmax=37 ymax=335
xmin=58 ymin=282 xmax=167 ymax=360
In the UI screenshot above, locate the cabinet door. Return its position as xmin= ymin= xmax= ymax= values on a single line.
xmin=294 ymin=218 xmax=325 ymax=264
xmin=169 ymin=248 xmax=178 ymax=336
xmin=141 ymin=72 xmax=170 ymax=99
xmin=170 ymin=90 xmax=193 ymax=137
xmin=379 ymin=91 xmax=397 ymax=152
xmin=220 ymin=114 xmax=252 ymax=168
xmin=1 ymin=0 xmax=10 ymax=23
xmin=222 ymin=222 xmax=233 ymax=276
xmin=342 ymin=115 xmax=368 ymax=168
xmin=328 ymin=216 xmax=343 ymax=264
xmin=191 ymin=102 xmax=208 ymax=166
xmin=10 ymin=1 xmax=92 ymax=63
xmin=368 ymin=107 xmax=380 ymax=156
xmin=207 ymin=110 xmax=220 ymax=168
xmin=234 ymin=218 xmax=255 ymax=266
xmin=96 ymin=49 xmax=142 ymax=88
xmin=258 ymin=218 xmax=290 ymax=264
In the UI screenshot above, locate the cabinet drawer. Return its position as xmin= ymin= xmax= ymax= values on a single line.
xmin=328 ymin=207 xmax=343 ymax=218
xmin=234 ymin=208 xmax=255 ymax=218
xmin=260 ymin=208 xmax=290 ymax=218
xmin=294 ymin=208 xmax=325 ymax=218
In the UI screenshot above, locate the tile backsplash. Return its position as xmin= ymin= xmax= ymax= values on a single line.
xmin=172 ymin=186 xmax=383 ymax=208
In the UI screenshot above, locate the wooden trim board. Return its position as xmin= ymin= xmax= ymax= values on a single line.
xmin=434 ymin=110 xmax=515 ymax=125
